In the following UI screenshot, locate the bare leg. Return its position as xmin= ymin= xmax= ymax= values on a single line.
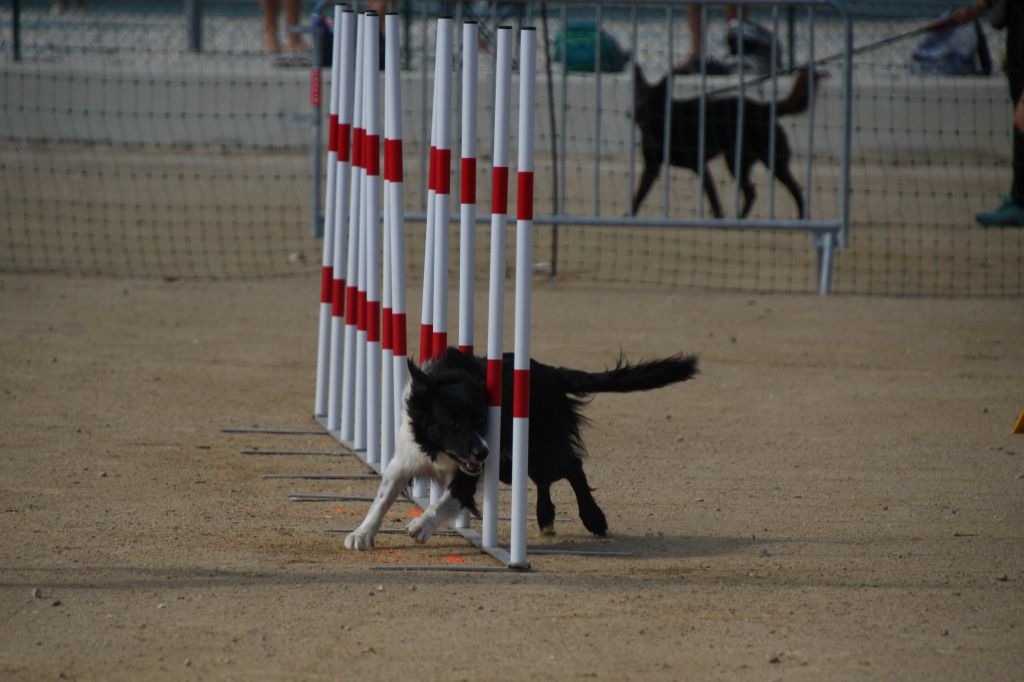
xmin=283 ymin=0 xmax=307 ymax=52
xmin=261 ymin=0 xmax=282 ymax=53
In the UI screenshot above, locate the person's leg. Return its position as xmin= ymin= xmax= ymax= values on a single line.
xmin=261 ymin=0 xmax=281 ymax=53
xmin=283 ymin=0 xmax=306 ymax=52
xmin=1008 ymin=0 xmax=1024 ymax=205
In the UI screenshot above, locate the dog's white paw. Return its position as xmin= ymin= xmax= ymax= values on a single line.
xmin=344 ymin=529 xmax=375 ymax=551
xmin=406 ymin=516 xmax=433 ymax=544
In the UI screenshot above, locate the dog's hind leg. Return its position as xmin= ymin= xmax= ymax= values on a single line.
xmin=631 ymin=166 xmax=660 ymax=215
xmin=536 ymin=481 xmax=557 ymax=536
xmin=774 ymin=161 xmax=805 ymax=218
xmin=701 ymin=167 xmax=724 ymax=218
xmin=566 ymin=460 xmax=608 ymax=537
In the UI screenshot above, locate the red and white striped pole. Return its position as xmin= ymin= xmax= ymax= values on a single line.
xmin=419 ymin=22 xmax=442 ymax=367
xmin=384 ymin=11 xmax=408 ymax=461
xmin=340 ymin=13 xmax=365 ymax=445
xmin=327 ymin=7 xmax=356 ymax=433
xmin=482 ymin=25 xmax=513 ymax=550
xmin=353 ymin=15 xmax=370 ymax=452
xmin=363 ymin=10 xmax=382 ymax=467
xmin=510 ymin=26 xmax=536 ymax=570
xmin=457 ymin=21 xmax=478 ymax=357
xmin=431 ymin=17 xmax=454 ymax=362
xmin=315 ymin=5 xmax=345 ymax=420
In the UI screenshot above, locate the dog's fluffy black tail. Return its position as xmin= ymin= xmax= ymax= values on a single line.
xmin=557 ymin=354 xmax=698 ymax=397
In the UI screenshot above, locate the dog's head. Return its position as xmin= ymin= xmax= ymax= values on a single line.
xmin=631 ymin=64 xmax=665 ymax=131
xmin=405 ymin=353 xmax=489 ymax=477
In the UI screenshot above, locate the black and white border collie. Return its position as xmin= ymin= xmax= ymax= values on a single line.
xmin=344 ymin=348 xmax=698 ymax=550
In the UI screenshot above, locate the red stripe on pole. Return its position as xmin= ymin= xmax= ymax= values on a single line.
xmin=458 ymin=345 xmax=473 ymax=355
xmin=512 ymin=369 xmax=530 ymax=418
xmin=345 ymin=285 xmax=358 ymax=326
xmin=320 ymin=266 xmax=332 ymax=303
xmin=392 ymin=313 xmax=408 ymax=356
xmin=366 ymin=301 xmax=380 ymax=342
xmin=419 ymin=324 xmax=432 ymax=364
xmin=328 ymin=114 xmax=338 ymax=152
xmin=486 ymin=359 xmax=503 ymax=407
xmin=432 ymin=331 xmax=448 ymax=360
xmin=428 ymin=146 xmax=437 ymax=191
xmin=332 ymin=278 xmax=345 ymax=317
xmin=491 ymin=166 xmax=508 ymax=214
xmin=352 ymin=128 xmax=364 ymax=169
xmin=384 ymin=139 xmax=403 ymax=182
xmin=382 ymin=308 xmax=393 ymax=350
xmin=357 ymin=291 xmax=367 ymax=331
xmin=337 ymin=123 xmax=351 ymax=162
xmin=364 ymin=134 xmax=380 ymax=177
xmin=310 ymin=68 xmax=321 ymax=107
xmin=435 ymin=148 xmax=452 ymax=195
xmin=517 ymin=171 xmax=534 ymax=221
xmin=460 ymin=158 xmax=476 ymax=204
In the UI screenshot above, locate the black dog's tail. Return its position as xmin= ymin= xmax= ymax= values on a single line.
xmin=557 ymin=354 xmax=698 ymax=397
xmin=775 ymin=67 xmax=823 ymax=117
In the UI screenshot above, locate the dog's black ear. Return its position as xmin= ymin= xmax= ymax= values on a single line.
xmin=407 ymin=357 xmax=431 ymax=387
xmin=633 ymin=63 xmax=647 ymax=89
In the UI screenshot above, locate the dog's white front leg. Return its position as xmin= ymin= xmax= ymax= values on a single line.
xmin=407 ymin=490 xmax=462 ymax=544
xmin=344 ymin=461 xmax=410 ymax=551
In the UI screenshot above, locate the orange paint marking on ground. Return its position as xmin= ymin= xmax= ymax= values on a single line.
xmin=442 ymin=555 xmax=467 ymax=564
xmin=408 ymin=509 xmax=423 ymax=518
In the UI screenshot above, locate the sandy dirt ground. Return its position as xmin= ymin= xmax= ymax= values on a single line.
xmin=1 ymin=272 xmax=1022 ymax=681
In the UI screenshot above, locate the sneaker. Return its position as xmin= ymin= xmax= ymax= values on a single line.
xmin=975 ymin=195 xmax=1024 ymax=227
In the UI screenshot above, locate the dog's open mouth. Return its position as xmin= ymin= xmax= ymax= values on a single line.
xmin=458 ymin=461 xmax=483 ymax=476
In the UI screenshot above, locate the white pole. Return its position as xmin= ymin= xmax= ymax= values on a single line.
xmin=419 ymin=20 xmax=442 ymax=368
xmin=328 ymin=8 xmax=356 ymax=433
xmin=315 ymin=5 xmax=344 ymax=419
xmin=430 ymin=16 xmax=454 ymax=505
xmin=431 ymin=17 xmax=453 ymax=363
xmin=457 ymin=21 xmax=478 ymax=357
xmin=340 ymin=13 xmax=365 ymax=446
xmin=510 ymin=26 xmax=536 ymax=570
xmin=482 ymin=25 xmax=512 ymax=550
xmin=363 ymin=10 xmax=382 ymax=468
xmin=362 ymin=11 xmax=382 ymax=466
xmin=385 ymin=12 xmax=409 ymax=449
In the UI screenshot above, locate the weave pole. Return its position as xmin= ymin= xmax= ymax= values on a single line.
xmin=363 ymin=11 xmax=382 ymax=467
xmin=457 ymin=21 xmax=478 ymax=357
xmin=431 ymin=17 xmax=454 ymax=361
xmin=353 ymin=14 xmax=369 ymax=453
xmin=418 ymin=22 xmax=442 ymax=367
xmin=482 ymin=25 xmax=513 ymax=550
xmin=314 ymin=5 xmax=345 ymax=420
xmin=339 ymin=14 xmax=365 ymax=445
xmin=327 ymin=7 xmax=356 ymax=433
xmin=384 ymin=12 xmax=408 ymax=454
xmin=510 ymin=27 xmax=536 ymax=570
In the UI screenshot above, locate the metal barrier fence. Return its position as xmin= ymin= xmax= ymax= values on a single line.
xmin=2 ymin=1 xmax=1022 ymax=296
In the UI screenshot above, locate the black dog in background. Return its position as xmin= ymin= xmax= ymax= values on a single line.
xmin=631 ymin=66 xmax=819 ymax=219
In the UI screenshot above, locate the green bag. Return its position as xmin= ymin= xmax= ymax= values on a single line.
xmin=553 ymin=21 xmax=630 ymax=73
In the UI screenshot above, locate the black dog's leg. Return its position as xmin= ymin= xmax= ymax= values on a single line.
xmin=701 ymin=166 xmax=724 ymax=218
xmin=775 ymin=161 xmax=805 ymax=218
xmin=631 ymin=166 xmax=660 ymax=215
xmin=738 ymin=160 xmax=757 ymax=218
xmin=536 ymin=481 xmax=556 ymax=536
xmin=566 ymin=460 xmax=608 ymax=537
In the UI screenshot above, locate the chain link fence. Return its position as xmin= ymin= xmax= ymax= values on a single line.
xmin=2 ymin=1 xmax=1021 ymax=295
